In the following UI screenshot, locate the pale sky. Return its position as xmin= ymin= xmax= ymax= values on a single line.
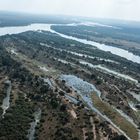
xmin=0 ymin=0 xmax=140 ymax=21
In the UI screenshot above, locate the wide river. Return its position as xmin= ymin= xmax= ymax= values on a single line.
xmin=0 ymin=23 xmax=140 ymax=64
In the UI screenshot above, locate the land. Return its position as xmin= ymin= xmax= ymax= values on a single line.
xmin=0 ymin=15 xmax=140 ymax=140
xmin=52 ymin=24 xmax=140 ymax=56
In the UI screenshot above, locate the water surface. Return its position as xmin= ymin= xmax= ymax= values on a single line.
xmin=0 ymin=24 xmax=140 ymax=64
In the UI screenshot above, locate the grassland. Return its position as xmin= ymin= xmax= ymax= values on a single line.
xmin=91 ymin=93 xmax=138 ymax=140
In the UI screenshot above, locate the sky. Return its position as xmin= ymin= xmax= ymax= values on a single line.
xmin=0 ymin=0 xmax=140 ymax=21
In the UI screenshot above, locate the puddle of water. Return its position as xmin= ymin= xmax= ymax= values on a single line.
xmin=60 ymin=74 xmax=101 ymax=97
xmin=39 ymin=66 xmax=49 ymax=72
xmin=11 ymin=49 xmax=18 ymax=55
xmin=57 ymin=59 xmax=69 ymax=64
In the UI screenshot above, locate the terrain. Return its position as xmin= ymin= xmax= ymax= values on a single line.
xmin=52 ymin=22 xmax=140 ymax=56
xmin=0 ymin=13 xmax=140 ymax=140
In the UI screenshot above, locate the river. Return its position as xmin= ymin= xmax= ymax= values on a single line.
xmin=0 ymin=23 xmax=139 ymax=139
xmin=0 ymin=24 xmax=140 ymax=64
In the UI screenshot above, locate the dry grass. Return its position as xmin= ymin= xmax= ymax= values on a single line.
xmin=91 ymin=93 xmax=138 ymax=140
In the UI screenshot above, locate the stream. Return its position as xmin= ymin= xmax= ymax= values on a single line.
xmin=27 ymin=108 xmax=41 ymax=140
xmin=1 ymin=80 xmax=12 ymax=118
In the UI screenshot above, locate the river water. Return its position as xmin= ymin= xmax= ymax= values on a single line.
xmin=0 ymin=24 xmax=140 ymax=64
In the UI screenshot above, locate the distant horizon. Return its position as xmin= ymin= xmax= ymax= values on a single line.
xmin=0 ymin=0 xmax=140 ymax=22
xmin=1 ymin=10 xmax=140 ymax=23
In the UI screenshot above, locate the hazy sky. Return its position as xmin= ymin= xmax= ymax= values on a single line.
xmin=0 ymin=0 xmax=140 ymax=21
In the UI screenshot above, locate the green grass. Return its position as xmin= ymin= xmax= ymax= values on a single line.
xmin=10 ymin=50 xmax=60 ymax=77
xmin=91 ymin=93 xmax=138 ymax=140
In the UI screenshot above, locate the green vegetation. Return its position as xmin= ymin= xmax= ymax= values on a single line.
xmin=91 ymin=93 xmax=138 ymax=140
xmin=0 ymin=96 xmax=33 ymax=140
xmin=0 ymin=24 xmax=139 ymax=140
xmin=52 ymin=25 xmax=140 ymax=56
